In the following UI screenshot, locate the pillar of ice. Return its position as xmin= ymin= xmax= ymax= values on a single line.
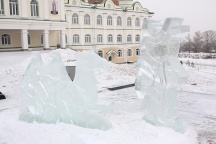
xmin=19 ymin=51 xmax=112 ymax=130
xmin=135 ymin=18 xmax=190 ymax=132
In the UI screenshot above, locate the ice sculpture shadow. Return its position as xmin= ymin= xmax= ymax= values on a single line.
xmin=19 ymin=51 xmax=112 ymax=131
xmin=135 ymin=18 xmax=190 ymax=132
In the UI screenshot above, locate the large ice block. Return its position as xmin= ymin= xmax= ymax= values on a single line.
xmin=19 ymin=51 xmax=112 ymax=130
xmin=135 ymin=18 xmax=189 ymax=132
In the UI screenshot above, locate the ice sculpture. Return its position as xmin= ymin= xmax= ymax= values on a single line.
xmin=135 ymin=18 xmax=190 ymax=132
xmin=19 ymin=51 xmax=112 ymax=130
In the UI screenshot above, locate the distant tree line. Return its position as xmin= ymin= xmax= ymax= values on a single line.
xmin=180 ymin=30 xmax=216 ymax=53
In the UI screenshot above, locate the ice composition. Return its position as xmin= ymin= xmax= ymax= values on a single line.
xmin=19 ymin=51 xmax=112 ymax=130
xmin=135 ymin=18 xmax=190 ymax=132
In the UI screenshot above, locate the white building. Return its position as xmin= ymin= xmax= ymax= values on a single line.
xmin=0 ymin=0 xmax=153 ymax=63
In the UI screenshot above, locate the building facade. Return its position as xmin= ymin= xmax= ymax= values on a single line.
xmin=0 ymin=0 xmax=153 ymax=63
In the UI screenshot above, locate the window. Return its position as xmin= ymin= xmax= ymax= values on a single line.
xmin=9 ymin=0 xmax=19 ymax=15
xmin=73 ymin=34 xmax=79 ymax=44
xmin=135 ymin=18 xmax=140 ymax=27
xmin=108 ymin=34 xmax=113 ymax=43
xmin=30 ymin=0 xmax=39 ymax=17
xmin=84 ymin=14 xmax=90 ymax=25
xmin=97 ymin=34 xmax=103 ymax=43
xmin=107 ymin=16 xmax=112 ymax=25
xmin=97 ymin=15 xmax=102 ymax=25
xmin=65 ymin=35 xmax=67 ymax=44
xmin=28 ymin=35 xmax=31 ymax=45
xmin=1 ymin=34 xmax=11 ymax=45
xmin=117 ymin=34 xmax=122 ymax=43
xmin=72 ymin=13 xmax=79 ymax=24
xmin=127 ymin=34 xmax=132 ymax=42
xmin=135 ymin=35 xmax=140 ymax=42
xmin=85 ymin=34 xmax=91 ymax=43
xmin=117 ymin=16 xmax=122 ymax=26
xmin=0 ymin=0 xmax=4 ymax=15
xmin=127 ymin=49 xmax=132 ymax=56
xmin=117 ymin=50 xmax=122 ymax=57
xmin=98 ymin=50 xmax=103 ymax=58
xmin=127 ymin=17 xmax=131 ymax=26
xmin=136 ymin=49 xmax=140 ymax=56
xmin=41 ymin=35 xmax=43 ymax=44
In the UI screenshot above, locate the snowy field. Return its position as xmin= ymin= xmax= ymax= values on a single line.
xmin=0 ymin=49 xmax=215 ymax=144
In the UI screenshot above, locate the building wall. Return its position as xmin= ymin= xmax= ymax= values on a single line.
xmin=0 ymin=30 xmax=21 ymax=48
xmin=0 ymin=0 xmax=67 ymax=50
xmin=0 ymin=0 xmax=153 ymax=63
xmin=0 ymin=0 xmax=65 ymax=21
xmin=64 ymin=0 xmax=152 ymax=63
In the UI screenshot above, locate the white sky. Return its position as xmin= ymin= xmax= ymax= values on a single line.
xmin=136 ymin=0 xmax=216 ymax=34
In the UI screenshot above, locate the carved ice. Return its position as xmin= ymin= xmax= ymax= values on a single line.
xmin=135 ymin=18 xmax=190 ymax=132
xmin=19 ymin=51 xmax=112 ymax=130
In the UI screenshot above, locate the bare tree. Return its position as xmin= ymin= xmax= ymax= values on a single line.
xmin=202 ymin=30 xmax=216 ymax=53
xmin=182 ymin=34 xmax=193 ymax=53
xmin=192 ymin=31 xmax=203 ymax=53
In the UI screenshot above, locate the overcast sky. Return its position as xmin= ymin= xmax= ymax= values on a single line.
xmin=136 ymin=0 xmax=216 ymax=34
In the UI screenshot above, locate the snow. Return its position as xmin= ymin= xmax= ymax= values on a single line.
xmin=0 ymin=49 xmax=215 ymax=144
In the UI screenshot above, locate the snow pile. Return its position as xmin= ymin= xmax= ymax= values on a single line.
xmin=0 ymin=49 xmax=198 ymax=144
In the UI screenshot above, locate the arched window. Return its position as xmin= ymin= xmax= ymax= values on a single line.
xmin=97 ymin=15 xmax=102 ymax=25
xmin=0 ymin=0 xmax=5 ymax=15
xmin=135 ymin=35 xmax=140 ymax=42
xmin=117 ymin=34 xmax=122 ymax=43
xmin=127 ymin=34 xmax=132 ymax=42
xmin=117 ymin=49 xmax=123 ymax=57
xmin=107 ymin=15 xmax=112 ymax=25
xmin=97 ymin=34 xmax=103 ymax=43
xmin=28 ymin=35 xmax=31 ymax=45
xmin=1 ymin=34 xmax=11 ymax=45
xmin=73 ymin=34 xmax=79 ymax=44
xmin=108 ymin=34 xmax=113 ymax=43
xmin=135 ymin=18 xmax=140 ymax=27
xmin=136 ymin=48 xmax=140 ymax=56
xmin=127 ymin=49 xmax=132 ymax=56
xmin=72 ymin=13 xmax=79 ymax=24
xmin=85 ymin=34 xmax=91 ymax=43
xmin=84 ymin=14 xmax=90 ymax=25
xmin=98 ymin=50 xmax=103 ymax=58
xmin=127 ymin=17 xmax=131 ymax=26
xmin=41 ymin=35 xmax=43 ymax=44
xmin=30 ymin=0 xmax=39 ymax=17
xmin=9 ymin=0 xmax=19 ymax=15
xmin=117 ymin=16 xmax=122 ymax=26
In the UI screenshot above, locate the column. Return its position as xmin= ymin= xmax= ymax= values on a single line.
xmin=21 ymin=0 xmax=27 ymax=18
xmin=132 ymin=15 xmax=136 ymax=44
xmin=21 ymin=29 xmax=28 ymax=50
xmin=113 ymin=14 xmax=117 ymax=44
xmin=60 ymin=30 xmax=66 ymax=48
xmin=123 ymin=13 xmax=127 ymax=63
xmin=43 ymin=30 xmax=50 ymax=49
xmin=66 ymin=11 xmax=72 ymax=27
xmin=103 ymin=13 xmax=107 ymax=44
xmin=44 ymin=0 xmax=49 ymax=20
xmin=124 ymin=48 xmax=128 ymax=62
xmin=80 ymin=11 xmax=84 ymax=46
xmin=68 ymin=30 xmax=72 ymax=46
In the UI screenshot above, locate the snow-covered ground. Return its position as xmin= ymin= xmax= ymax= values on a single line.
xmin=0 ymin=49 xmax=215 ymax=144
